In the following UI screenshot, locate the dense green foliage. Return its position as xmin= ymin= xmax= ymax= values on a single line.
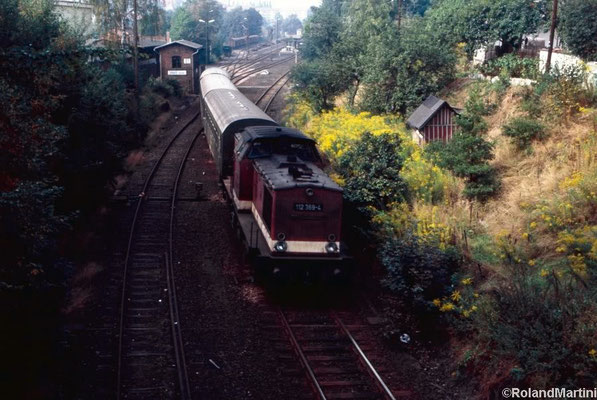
xmin=336 ymin=132 xmax=409 ymax=210
xmin=426 ymin=0 xmax=546 ymax=56
xmin=281 ymin=14 xmax=302 ymax=35
xmin=221 ymin=7 xmax=264 ymax=38
xmin=381 ymin=234 xmax=459 ymax=312
xmin=0 ymin=0 xmax=158 ymax=289
xmin=170 ymin=0 xmax=225 ymax=58
xmin=293 ymin=0 xmax=456 ymax=114
xmin=479 ymin=54 xmax=539 ymax=79
xmin=559 ymin=0 xmax=597 ymax=60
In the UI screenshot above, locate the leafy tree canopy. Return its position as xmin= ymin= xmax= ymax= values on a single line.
xmin=426 ymin=0 xmax=546 ymax=55
xmin=559 ymin=0 xmax=597 ymax=60
xmin=281 ymin=14 xmax=302 ymax=35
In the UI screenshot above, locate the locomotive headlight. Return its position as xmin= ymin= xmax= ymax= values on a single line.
xmin=325 ymin=242 xmax=339 ymax=253
xmin=274 ymin=241 xmax=287 ymax=252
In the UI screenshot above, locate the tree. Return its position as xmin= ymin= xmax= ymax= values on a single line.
xmin=282 ymin=14 xmax=303 ymax=35
xmin=301 ymin=3 xmax=342 ymax=60
xmin=559 ymin=0 xmax=597 ymax=60
xmin=139 ymin=0 xmax=169 ymax=36
xmin=291 ymin=58 xmax=349 ymax=111
xmin=426 ymin=0 xmax=546 ymax=56
xmin=245 ymin=8 xmax=263 ymax=35
xmin=427 ymin=88 xmax=500 ymax=204
xmin=170 ymin=0 xmax=225 ymax=56
xmin=360 ymin=17 xmax=456 ymax=114
xmin=220 ymin=7 xmax=245 ymax=39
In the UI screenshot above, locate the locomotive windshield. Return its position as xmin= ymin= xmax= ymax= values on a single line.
xmin=248 ymin=139 xmax=321 ymax=162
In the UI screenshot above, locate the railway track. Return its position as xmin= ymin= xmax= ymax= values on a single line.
xmin=232 ymin=55 xmax=294 ymax=85
xmin=115 ymin=113 xmax=201 ymax=400
xmin=278 ymin=309 xmax=403 ymax=400
xmin=255 ymin=70 xmax=291 ymax=113
xmin=229 ymin=43 xmax=286 ymax=79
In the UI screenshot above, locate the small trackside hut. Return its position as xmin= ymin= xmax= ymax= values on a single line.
xmin=154 ymin=40 xmax=202 ymax=94
xmin=407 ymin=95 xmax=460 ymax=145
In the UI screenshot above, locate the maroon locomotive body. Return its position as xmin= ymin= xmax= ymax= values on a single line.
xmin=227 ymin=126 xmax=350 ymax=276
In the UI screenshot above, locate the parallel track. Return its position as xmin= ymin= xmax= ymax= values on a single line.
xmin=279 ymin=309 xmax=398 ymax=400
xmin=232 ymin=55 xmax=294 ymax=85
xmin=255 ymin=70 xmax=291 ymax=113
xmin=229 ymin=43 xmax=286 ymax=79
xmin=116 ymin=113 xmax=201 ymax=400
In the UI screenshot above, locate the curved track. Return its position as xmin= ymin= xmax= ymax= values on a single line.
xmin=116 ymin=114 xmax=201 ymax=400
xmin=255 ymin=70 xmax=291 ymax=113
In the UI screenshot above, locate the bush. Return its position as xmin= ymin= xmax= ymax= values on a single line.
xmin=165 ymin=79 xmax=183 ymax=97
xmin=480 ymin=54 xmax=539 ymax=80
xmin=502 ymin=117 xmax=546 ymax=150
xmin=336 ymin=131 xmax=409 ymax=210
xmin=146 ymin=76 xmax=174 ymax=98
xmin=472 ymin=267 xmax=597 ymax=390
xmin=544 ymin=66 xmax=592 ymax=118
xmin=380 ymin=232 xmax=459 ymax=313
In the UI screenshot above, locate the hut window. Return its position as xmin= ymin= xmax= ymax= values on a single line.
xmin=171 ymin=56 xmax=181 ymax=68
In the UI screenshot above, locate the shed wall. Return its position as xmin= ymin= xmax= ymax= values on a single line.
xmin=422 ymin=104 xmax=457 ymax=143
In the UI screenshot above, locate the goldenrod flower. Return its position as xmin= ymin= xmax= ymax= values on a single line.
xmin=451 ymin=290 xmax=461 ymax=302
xmin=432 ymin=298 xmax=441 ymax=307
xmin=589 ymin=348 xmax=597 ymax=358
xmin=439 ymin=302 xmax=455 ymax=312
xmin=461 ymin=277 xmax=473 ymax=285
xmin=528 ymin=259 xmax=536 ymax=266
xmin=540 ymin=269 xmax=549 ymax=277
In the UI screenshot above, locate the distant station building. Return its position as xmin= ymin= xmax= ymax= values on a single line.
xmin=154 ymin=40 xmax=203 ymax=94
xmin=407 ymin=95 xmax=460 ymax=145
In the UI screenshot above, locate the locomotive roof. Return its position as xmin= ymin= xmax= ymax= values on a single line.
xmin=253 ymin=155 xmax=343 ymax=192
xmin=238 ymin=126 xmax=314 ymax=144
xmin=203 ymin=89 xmax=277 ymax=135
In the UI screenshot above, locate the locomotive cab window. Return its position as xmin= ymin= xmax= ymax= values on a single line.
xmin=171 ymin=56 xmax=181 ymax=68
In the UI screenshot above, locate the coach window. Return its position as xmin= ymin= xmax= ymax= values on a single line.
xmin=172 ymin=56 xmax=181 ymax=68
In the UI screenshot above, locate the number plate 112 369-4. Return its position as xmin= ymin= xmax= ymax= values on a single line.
xmin=294 ymin=203 xmax=323 ymax=212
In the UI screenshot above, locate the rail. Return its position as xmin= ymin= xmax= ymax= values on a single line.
xmin=116 ymin=112 xmax=200 ymax=400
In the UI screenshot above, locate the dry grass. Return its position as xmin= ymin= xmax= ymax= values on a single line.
xmin=477 ymin=87 xmax=595 ymax=239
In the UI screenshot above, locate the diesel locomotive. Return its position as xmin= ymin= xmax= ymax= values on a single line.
xmin=199 ymin=67 xmax=351 ymax=277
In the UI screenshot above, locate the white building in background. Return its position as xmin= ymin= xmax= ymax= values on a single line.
xmin=163 ymin=0 xmax=185 ymax=11
xmin=54 ymin=0 xmax=96 ymax=36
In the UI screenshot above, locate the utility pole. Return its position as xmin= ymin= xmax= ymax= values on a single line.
xmin=199 ymin=18 xmax=215 ymax=66
xmin=276 ymin=17 xmax=279 ymax=43
xmin=545 ymin=0 xmax=558 ymax=74
xmin=132 ymin=0 xmax=139 ymax=95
